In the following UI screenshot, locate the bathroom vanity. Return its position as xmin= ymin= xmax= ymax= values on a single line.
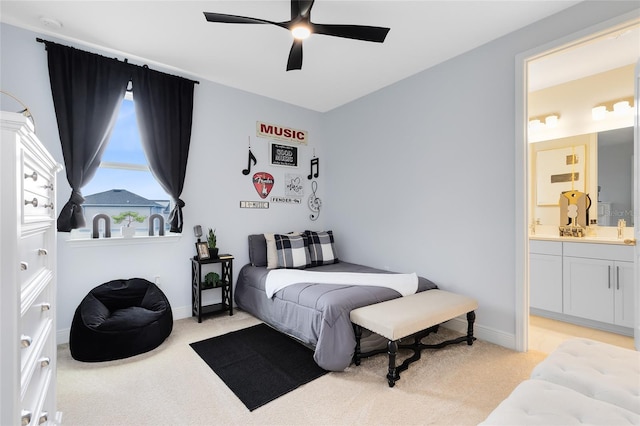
xmin=529 ymin=232 xmax=635 ymax=335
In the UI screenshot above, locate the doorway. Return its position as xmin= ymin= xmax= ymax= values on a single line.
xmin=515 ymin=14 xmax=640 ymax=353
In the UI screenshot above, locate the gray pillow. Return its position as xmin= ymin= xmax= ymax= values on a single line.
xmin=248 ymin=234 xmax=267 ymax=267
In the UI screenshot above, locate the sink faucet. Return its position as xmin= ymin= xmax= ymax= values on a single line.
xmin=617 ymin=219 xmax=626 ymax=239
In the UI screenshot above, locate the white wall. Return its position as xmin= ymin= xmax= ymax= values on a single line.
xmin=322 ymin=1 xmax=640 ymax=347
xmin=1 ymin=23 xmax=326 ymax=343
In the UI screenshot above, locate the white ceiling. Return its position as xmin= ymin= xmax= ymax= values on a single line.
xmin=3 ymin=0 xmax=633 ymax=112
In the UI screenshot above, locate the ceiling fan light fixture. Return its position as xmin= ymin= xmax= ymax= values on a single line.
xmin=291 ymin=25 xmax=311 ymax=40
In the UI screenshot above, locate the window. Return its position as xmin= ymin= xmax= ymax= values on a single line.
xmin=79 ymin=94 xmax=171 ymax=237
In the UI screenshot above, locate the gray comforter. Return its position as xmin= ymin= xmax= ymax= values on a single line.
xmin=234 ymin=261 xmax=437 ymax=371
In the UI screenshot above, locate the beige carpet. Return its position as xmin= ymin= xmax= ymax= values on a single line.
xmin=57 ymin=310 xmax=546 ymax=425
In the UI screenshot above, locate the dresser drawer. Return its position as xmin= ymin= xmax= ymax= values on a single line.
xmin=22 ymin=148 xmax=55 ymax=200
xmin=20 ymin=286 xmax=53 ymax=373
xmin=21 ymin=324 xmax=54 ymax=401
xmin=22 ymin=189 xmax=55 ymax=222
xmin=21 ymin=364 xmax=53 ymax=426
xmin=21 ymin=148 xmax=56 ymax=223
xmin=18 ymin=230 xmax=52 ymax=291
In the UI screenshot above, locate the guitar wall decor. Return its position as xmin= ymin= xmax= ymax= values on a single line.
xmin=253 ymin=172 xmax=274 ymax=199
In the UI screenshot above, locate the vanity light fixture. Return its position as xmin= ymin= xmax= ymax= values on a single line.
xmin=528 ymin=113 xmax=560 ymax=131
xmin=592 ymin=97 xmax=634 ymax=120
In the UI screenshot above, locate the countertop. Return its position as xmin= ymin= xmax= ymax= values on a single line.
xmin=529 ymin=225 xmax=636 ymax=245
xmin=529 ymin=234 xmax=636 ymax=246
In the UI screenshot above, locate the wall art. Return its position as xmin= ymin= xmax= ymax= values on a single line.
xmin=256 ymin=121 xmax=307 ymax=145
xmin=252 ymin=172 xmax=274 ymax=199
xmin=308 ymin=156 xmax=319 ymax=179
xmin=270 ymin=143 xmax=298 ymax=168
xmin=285 ymin=173 xmax=304 ymax=197
xmin=271 ymin=197 xmax=302 ymax=204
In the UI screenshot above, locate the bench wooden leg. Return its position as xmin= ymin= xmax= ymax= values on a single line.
xmin=466 ymin=311 xmax=476 ymax=345
xmin=387 ymin=340 xmax=399 ymax=387
xmin=353 ymin=324 xmax=362 ymax=366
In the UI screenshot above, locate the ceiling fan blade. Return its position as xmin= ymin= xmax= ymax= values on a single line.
xmin=203 ymin=11 xmax=279 ymax=26
xmin=312 ymin=24 xmax=390 ymax=43
xmin=286 ymin=40 xmax=304 ymax=71
xmin=291 ymin=0 xmax=315 ymax=19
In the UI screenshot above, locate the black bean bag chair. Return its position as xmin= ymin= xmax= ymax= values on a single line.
xmin=70 ymin=278 xmax=173 ymax=362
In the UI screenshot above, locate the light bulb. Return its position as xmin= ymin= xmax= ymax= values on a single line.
xmin=613 ymin=100 xmax=630 ymax=115
xmin=591 ymin=105 xmax=607 ymax=121
xmin=291 ymin=25 xmax=311 ymax=40
xmin=544 ymin=115 xmax=558 ymax=128
xmin=528 ymin=119 xmax=542 ymax=131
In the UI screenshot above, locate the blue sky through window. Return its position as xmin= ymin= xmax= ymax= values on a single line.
xmin=81 ymin=98 xmax=169 ymax=201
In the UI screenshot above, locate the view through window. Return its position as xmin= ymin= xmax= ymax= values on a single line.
xmin=80 ymin=95 xmax=171 ymax=237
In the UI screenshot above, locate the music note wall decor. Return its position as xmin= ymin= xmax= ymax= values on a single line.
xmin=242 ymin=150 xmax=257 ymax=175
xmin=242 ymin=136 xmax=257 ymax=175
xmin=308 ymin=157 xmax=319 ymax=180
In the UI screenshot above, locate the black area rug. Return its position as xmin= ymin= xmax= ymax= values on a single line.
xmin=190 ymin=323 xmax=327 ymax=411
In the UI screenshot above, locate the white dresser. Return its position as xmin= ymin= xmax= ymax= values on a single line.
xmin=1 ymin=112 xmax=62 ymax=425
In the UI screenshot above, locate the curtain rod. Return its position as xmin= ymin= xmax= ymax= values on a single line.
xmin=35 ymin=37 xmax=200 ymax=85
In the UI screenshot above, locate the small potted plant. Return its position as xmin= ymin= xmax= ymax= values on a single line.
xmin=112 ymin=211 xmax=146 ymax=238
xmin=207 ymin=228 xmax=219 ymax=258
xmin=204 ymin=272 xmax=220 ymax=288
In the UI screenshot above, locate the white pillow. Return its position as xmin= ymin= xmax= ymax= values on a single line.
xmin=264 ymin=233 xmax=278 ymax=269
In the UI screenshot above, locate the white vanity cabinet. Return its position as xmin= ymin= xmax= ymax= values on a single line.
xmin=562 ymin=242 xmax=634 ymax=328
xmin=529 ymin=240 xmax=563 ymax=313
xmin=0 ymin=112 xmax=62 ymax=425
xmin=530 ymin=238 xmax=635 ymax=333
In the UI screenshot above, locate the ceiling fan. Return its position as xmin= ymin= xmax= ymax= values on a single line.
xmin=203 ymin=0 xmax=390 ymax=71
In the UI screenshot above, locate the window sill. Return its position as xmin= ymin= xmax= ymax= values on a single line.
xmin=63 ymin=233 xmax=182 ymax=247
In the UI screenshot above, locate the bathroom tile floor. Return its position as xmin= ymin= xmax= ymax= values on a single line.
xmin=529 ymin=315 xmax=635 ymax=353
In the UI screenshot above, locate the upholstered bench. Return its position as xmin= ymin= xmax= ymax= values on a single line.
xmin=350 ymin=289 xmax=478 ymax=386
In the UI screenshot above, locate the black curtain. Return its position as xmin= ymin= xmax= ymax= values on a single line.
xmin=43 ymin=40 xmax=196 ymax=233
xmin=133 ymin=66 xmax=194 ymax=233
xmin=45 ymin=41 xmax=131 ymax=231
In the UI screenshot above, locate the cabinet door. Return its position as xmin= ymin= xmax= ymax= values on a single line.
xmin=614 ymin=261 xmax=635 ymax=328
xmin=530 ymin=253 xmax=563 ymax=313
xmin=563 ymin=256 xmax=613 ymax=323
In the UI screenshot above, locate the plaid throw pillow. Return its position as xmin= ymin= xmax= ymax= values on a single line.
xmin=305 ymin=230 xmax=339 ymax=267
xmin=274 ymin=234 xmax=310 ymax=269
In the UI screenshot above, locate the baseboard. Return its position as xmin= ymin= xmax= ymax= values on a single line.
xmin=530 ymin=308 xmax=634 ymax=337
xmin=58 ymin=306 xmax=518 ymax=352
xmin=442 ymin=316 xmax=517 ymax=350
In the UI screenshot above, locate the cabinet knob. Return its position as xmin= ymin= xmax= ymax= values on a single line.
xmin=43 ymin=183 xmax=54 ymax=190
xmin=24 ymin=171 xmax=38 ymax=181
xmin=38 ymin=248 xmax=48 ymax=256
xmin=21 ymin=410 xmax=32 ymax=426
xmin=43 ymin=203 xmax=54 ymax=209
xmin=20 ymin=261 xmax=28 ymax=271
xmin=40 ymin=302 xmax=51 ymax=311
xmin=39 ymin=356 xmax=51 ymax=367
xmin=38 ymin=411 xmax=48 ymax=424
xmin=25 ymin=198 xmax=38 ymax=207
xmin=20 ymin=335 xmax=32 ymax=348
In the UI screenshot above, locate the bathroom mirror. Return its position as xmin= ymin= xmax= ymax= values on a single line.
xmin=597 ymin=126 xmax=634 ymax=226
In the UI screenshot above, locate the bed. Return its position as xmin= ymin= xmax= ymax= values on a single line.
xmin=234 ymin=232 xmax=437 ymax=371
